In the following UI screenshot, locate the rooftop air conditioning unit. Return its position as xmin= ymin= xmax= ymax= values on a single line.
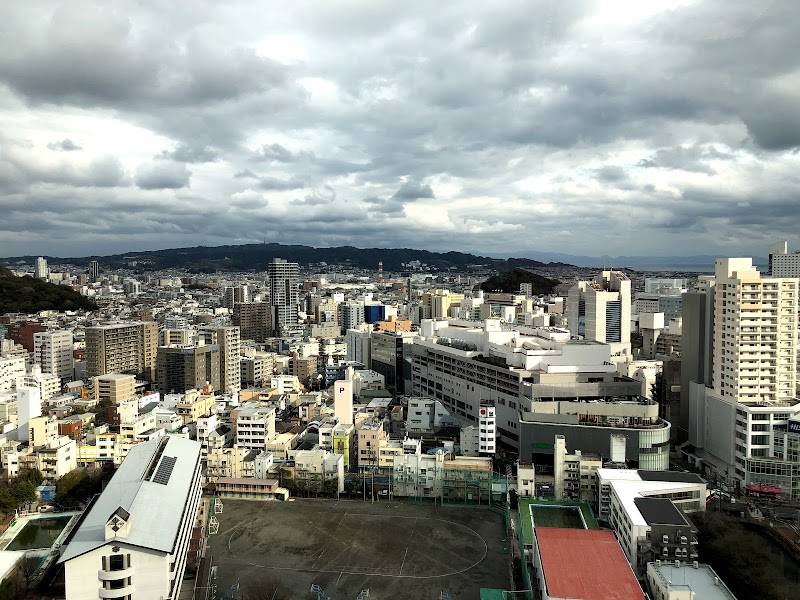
xmin=675 ymin=560 xmax=681 ymax=568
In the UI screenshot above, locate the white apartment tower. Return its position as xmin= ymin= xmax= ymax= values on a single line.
xmin=268 ymin=258 xmax=299 ymax=333
xmin=711 ymin=258 xmax=797 ymax=404
xmin=699 ymin=258 xmax=800 ymax=483
xmin=199 ymin=326 xmax=242 ymax=394
xmin=35 ymin=257 xmax=48 ymax=279
xmin=33 ymin=330 xmax=74 ymax=381
xmin=568 ymin=271 xmax=632 ymax=359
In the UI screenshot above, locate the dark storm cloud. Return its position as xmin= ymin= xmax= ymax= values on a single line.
xmin=2 ymin=1 xmax=800 ymax=258
xmin=134 ymin=161 xmax=191 ymax=190
xmin=47 ymin=139 xmax=82 ymax=152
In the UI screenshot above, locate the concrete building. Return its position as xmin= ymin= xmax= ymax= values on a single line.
xmin=35 ymin=256 xmax=48 ymax=279
xmin=268 ymin=258 xmax=300 ymax=334
xmin=156 ymin=344 xmax=221 ymax=395
xmin=234 ymin=405 xmax=276 ymax=452
xmin=357 ymin=420 xmax=387 ymax=470
xmin=554 ymin=435 xmax=602 ymax=502
xmin=36 ymin=435 xmax=78 ymax=480
xmin=406 ymin=397 xmax=460 ymax=432
xmin=94 ymin=373 xmax=136 ymax=405
xmin=17 ymin=386 xmax=42 ymax=443
xmin=688 ymin=258 xmax=800 ymax=486
xmin=33 ymin=330 xmax=74 ymax=381
xmin=293 ymin=448 xmax=345 ymax=493
xmin=89 ymin=259 xmax=100 ymax=282
xmin=18 ymin=364 xmax=61 ymax=401
xmin=59 ymin=435 xmax=202 ymax=600
xmin=345 ymin=328 xmax=372 ymax=365
xmin=769 ymin=240 xmax=800 ymax=277
xmin=532 ymin=528 xmax=644 ymax=600
xmin=339 ymin=302 xmax=365 ymax=331
xmin=175 ymin=389 xmax=216 ymax=426
xmin=370 ymin=329 xmax=415 ymax=395
xmin=86 ymin=322 xmax=158 ymax=381
xmin=568 ymin=270 xmax=632 ymax=360
xmin=240 ymin=351 xmax=275 ymax=387
xmin=233 ymin=302 xmax=273 ymax=342
xmin=646 ymin=561 xmax=737 ymax=600
xmin=160 ymin=329 xmax=195 ymax=346
xmin=0 ymin=355 xmax=26 ymax=393
xmin=198 ymin=326 xmax=241 ymax=394
xmin=334 ymin=378 xmax=354 ymax=425
xmin=596 ymin=469 xmax=705 ymax=575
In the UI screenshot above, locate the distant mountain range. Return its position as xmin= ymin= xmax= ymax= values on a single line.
xmin=0 ymin=244 xmax=575 ymax=273
xmin=1 ymin=243 xmax=764 ymax=273
xmin=508 ymin=250 xmax=769 ymax=269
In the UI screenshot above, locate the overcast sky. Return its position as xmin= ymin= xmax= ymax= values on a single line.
xmin=1 ymin=0 xmax=799 ymax=260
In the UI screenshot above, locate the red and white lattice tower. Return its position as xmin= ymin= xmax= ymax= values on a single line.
xmin=377 ymin=260 xmax=384 ymax=283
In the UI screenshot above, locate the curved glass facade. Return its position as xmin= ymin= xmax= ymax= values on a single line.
xmin=638 ymin=421 xmax=671 ymax=471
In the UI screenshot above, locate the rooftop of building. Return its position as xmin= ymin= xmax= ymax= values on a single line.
xmin=634 ymin=497 xmax=691 ymax=527
xmin=536 ymin=528 xmax=644 ymax=600
xmin=648 ymin=562 xmax=738 ymax=600
xmin=59 ymin=435 xmax=201 ymax=563
xmin=518 ymin=498 xmax=599 ymax=545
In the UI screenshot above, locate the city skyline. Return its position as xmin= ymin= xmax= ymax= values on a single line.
xmin=2 ymin=1 xmax=800 ymax=258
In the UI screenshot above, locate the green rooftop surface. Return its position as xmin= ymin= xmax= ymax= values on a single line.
xmin=518 ymin=498 xmax=599 ymax=545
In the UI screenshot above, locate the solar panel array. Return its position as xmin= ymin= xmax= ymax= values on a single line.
xmin=152 ymin=455 xmax=177 ymax=485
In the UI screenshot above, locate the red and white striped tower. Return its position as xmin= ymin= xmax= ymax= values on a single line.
xmin=377 ymin=260 xmax=384 ymax=283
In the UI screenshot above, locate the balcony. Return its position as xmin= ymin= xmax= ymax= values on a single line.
xmin=99 ymin=584 xmax=135 ymax=598
xmin=98 ymin=568 xmax=134 ymax=581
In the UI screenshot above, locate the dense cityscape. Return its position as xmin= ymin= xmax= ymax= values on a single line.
xmin=2 ymin=1 xmax=799 ymax=599
xmin=0 ymin=241 xmax=796 ymax=599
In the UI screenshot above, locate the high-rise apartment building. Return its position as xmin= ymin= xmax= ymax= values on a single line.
xmin=339 ymin=302 xmax=365 ymax=331
xmin=156 ymin=344 xmax=221 ymax=395
xmin=198 ymin=326 xmax=241 ymax=394
xmin=568 ymin=271 xmax=632 ymax=359
xmin=86 ymin=322 xmax=158 ymax=381
xmin=89 ymin=260 xmax=100 ymax=283
xmin=35 ymin=257 xmax=48 ymax=279
xmin=233 ymin=302 xmax=273 ymax=341
xmin=268 ymin=258 xmax=299 ymax=334
xmin=33 ymin=330 xmax=74 ymax=381
xmin=224 ymin=285 xmax=249 ymax=309
xmin=690 ymin=258 xmax=800 ymax=484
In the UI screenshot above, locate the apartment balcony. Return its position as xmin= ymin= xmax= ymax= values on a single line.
xmin=99 ymin=584 xmax=135 ymax=598
xmin=98 ymin=568 xmax=134 ymax=581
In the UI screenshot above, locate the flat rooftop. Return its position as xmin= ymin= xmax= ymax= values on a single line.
xmin=649 ymin=562 xmax=738 ymax=600
xmin=537 ymin=528 xmax=644 ymax=600
xmin=518 ymin=499 xmax=599 ymax=545
xmin=634 ymin=497 xmax=691 ymax=526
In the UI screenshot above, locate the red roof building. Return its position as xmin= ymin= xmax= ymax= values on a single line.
xmin=535 ymin=528 xmax=644 ymax=600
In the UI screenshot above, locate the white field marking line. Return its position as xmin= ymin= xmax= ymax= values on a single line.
xmin=399 ymin=547 xmax=409 ymax=576
xmin=311 ymin=549 xmax=325 ymax=569
xmin=227 ymin=516 xmax=490 ymax=580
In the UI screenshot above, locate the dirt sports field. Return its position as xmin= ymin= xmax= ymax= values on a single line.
xmin=210 ymin=497 xmax=510 ymax=600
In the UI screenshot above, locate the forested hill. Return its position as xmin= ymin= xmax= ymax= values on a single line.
xmin=1 ymin=244 xmax=575 ymax=273
xmin=0 ymin=267 xmax=97 ymax=314
xmin=478 ymin=268 xmax=561 ymax=294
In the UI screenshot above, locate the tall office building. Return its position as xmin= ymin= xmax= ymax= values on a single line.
xmin=156 ymin=344 xmax=221 ymax=394
xmin=86 ymin=322 xmax=158 ymax=381
xmin=89 ymin=259 xmax=100 ymax=283
xmin=198 ymin=326 xmax=241 ymax=394
xmin=268 ymin=258 xmax=299 ymax=334
xmin=34 ymin=257 xmax=48 ymax=279
xmin=33 ymin=330 xmax=74 ymax=381
xmin=567 ymin=271 xmax=632 ymax=359
xmin=769 ymin=241 xmax=800 ymax=277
